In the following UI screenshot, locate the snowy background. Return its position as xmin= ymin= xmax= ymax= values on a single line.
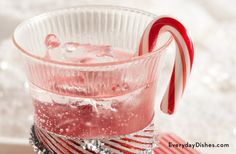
xmin=0 ymin=0 xmax=236 ymax=153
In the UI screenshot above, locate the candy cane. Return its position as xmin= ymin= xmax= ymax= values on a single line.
xmin=137 ymin=17 xmax=194 ymax=114
xmin=33 ymin=124 xmax=156 ymax=153
xmin=31 ymin=125 xmax=200 ymax=154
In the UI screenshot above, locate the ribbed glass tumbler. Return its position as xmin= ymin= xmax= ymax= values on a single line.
xmin=13 ymin=6 xmax=173 ymax=154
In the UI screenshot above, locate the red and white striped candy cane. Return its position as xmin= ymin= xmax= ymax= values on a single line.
xmin=33 ymin=125 xmax=200 ymax=154
xmin=137 ymin=17 xmax=194 ymax=114
xmin=34 ymin=124 xmax=156 ymax=154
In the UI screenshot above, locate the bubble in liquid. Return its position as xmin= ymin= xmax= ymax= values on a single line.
xmin=120 ymin=123 xmax=125 ymax=127
xmin=112 ymin=83 xmax=129 ymax=92
xmin=39 ymin=119 xmax=46 ymax=123
xmin=45 ymin=34 xmax=61 ymax=49
xmin=85 ymin=122 xmax=92 ymax=127
xmin=57 ymin=113 xmax=63 ymax=118
xmin=59 ymin=128 xmax=64 ymax=133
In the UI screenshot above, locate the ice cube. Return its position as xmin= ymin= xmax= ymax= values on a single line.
xmin=43 ymin=34 xmax=130 ymax=64
xmin=62 ymin=43 xmax=115 ymax=63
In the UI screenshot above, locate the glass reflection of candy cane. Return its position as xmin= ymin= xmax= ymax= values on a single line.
xmin=137 ymin=17 xmax=194 ymax=114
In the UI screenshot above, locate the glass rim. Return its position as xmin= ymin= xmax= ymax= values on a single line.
xmin=13 ymin=5 xmax=173 ymax=67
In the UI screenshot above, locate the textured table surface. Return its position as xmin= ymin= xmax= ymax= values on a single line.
xmin=0 ymin=0 xmax=236 ymax=153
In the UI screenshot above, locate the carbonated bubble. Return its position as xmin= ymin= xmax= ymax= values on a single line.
xmin=112 ymin=83 xmax=129 ymax=92
xmin=59 ymin=128 xmax=64 ymax=133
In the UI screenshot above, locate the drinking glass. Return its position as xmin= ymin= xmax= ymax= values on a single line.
xmin=13 ymin=6 xmax=191 ymax=153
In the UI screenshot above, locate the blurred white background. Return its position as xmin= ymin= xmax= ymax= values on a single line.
xmin=0 ymin=0 xmax=236 ymax=153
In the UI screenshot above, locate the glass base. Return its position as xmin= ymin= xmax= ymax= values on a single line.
xmin=30 ymin=123 xmax=158 ymax=154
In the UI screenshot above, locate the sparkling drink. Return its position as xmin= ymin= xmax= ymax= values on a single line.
xmin=14 ymin=10 xmax=162 ymax=152
xmin=33 ymin=79 xmax=156 ymax=139
xmin=26 ymin=40 xmax=158 ymax=153
xmin=33 ymin=42 xmax=156 ymax=139
xmin=13 ymin=6 xmax=194 ymax=153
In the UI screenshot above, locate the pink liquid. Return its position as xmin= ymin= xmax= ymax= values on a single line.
xmin=33 ymin=43 xmax=156 ymax=139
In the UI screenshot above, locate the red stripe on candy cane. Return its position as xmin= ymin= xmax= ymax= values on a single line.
xmin=121 ymin=137 xmax=153 ymax=145
xmin=110 ymin=139 xmax=145 ymax=151
xmin=54 ymin=136 xmax=84 ymax=154
xmin=34 ymin=126 xmax=200 ymax=154
xmin=38 ymin=128 xmax=93 ymax=154
xmin=159 ymin=141 xmax=176 ymax=154
xmin=104 ymin=142 xmax=134 ymax=154
xmin=36 ymin=129 xmax=63 ymax=154
xmin=35 ymin=129 xmax=56 ymax=153
xmin=155 ymin=147 xmax=169 ymax=154
xmin=137 ymin=17 xmax=194 ymax=114
xmin=68 ymin=140 xmax=95 ymax=154
xmin=40 ymin=130 xmax=73 ymax=154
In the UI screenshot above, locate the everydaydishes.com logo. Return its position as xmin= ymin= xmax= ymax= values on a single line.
xmin=169 ymin=142 xmax=230 ymax=149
